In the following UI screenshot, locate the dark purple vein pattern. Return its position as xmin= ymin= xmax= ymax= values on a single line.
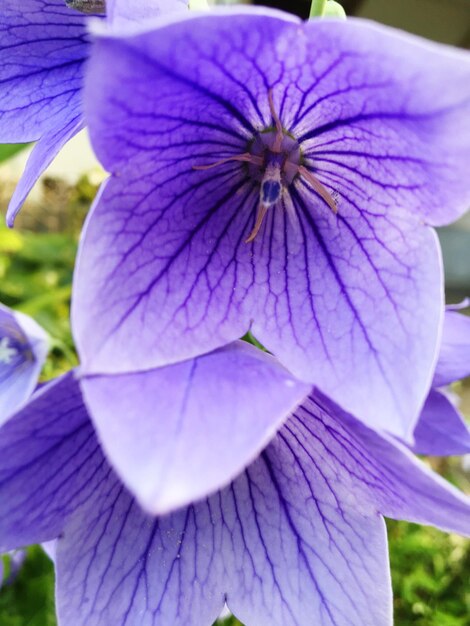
xmin=1 ymin=370 xmax=469 ymax=625
xmin=75 ymin=8 xmax=470 ymax=436
xmin=0 ymin=372 xmax=106 ymax=550
xmin=0 ymin=0 xmax=88 ymax=142
xmin=0 ymin=0 xmax=92 ymax=222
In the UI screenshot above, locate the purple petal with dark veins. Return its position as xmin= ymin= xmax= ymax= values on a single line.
xmin=433 ymin=310 xmax=470 ymax=387
xmin=6 ymin=116 xmax=84 ymax=226
xmin=296 ymin=19 xmax=470 ymax=227
xmin=0 ymin=372 xmax=107 ymax=551
xmin=0 ymin=304 xmax=48 ymax=425
xmin=411 ymin=389 xmax=470 ymax=456
xmin=80 ymin=341 xmax=310 ymax=514
xmin=57 ymin=412 xmax=393 ymax=626
xmin=74 ymin=10 xmax=450 ymax=437
xmin=2 ymin=368 xmax=468 ymax=624
xmin=312 ymin=391 xmax=470 ymax=535
xmin=0 ymin=0 xmax=89 ymax=143
xmin=56 ymin=394 xmax=470 ymax=626
xmin=0 ymin=0 xmax=96 ymax=220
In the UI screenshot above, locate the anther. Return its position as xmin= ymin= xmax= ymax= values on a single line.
xmin=193 ymin=153 xmax=263 ymax=171
xmin=268 ymin=90 xmax=284 ymax=153
xmin=298 ymin=165 xmax=338 ymax=214
xmin=245 ymin=203 xmax=269 ymax=243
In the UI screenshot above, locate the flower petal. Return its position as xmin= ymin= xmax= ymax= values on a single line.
xmin=3 ymin=370 xmax=467 ymax=625
xmin=80 ymin=341 xmax=310 ymax=514
xmin=6 ymin=116 xmax=84 ymax=226
xmin=85 ymin=11 xmax=470 ymax=222
xmin=0 ymin=304 xmax=48 ymax=425
xmin=107 ymin=0 xmax=188 ymax=27
xmin=75 ymin=11 xmax=448 ymax=436
xmin=295 ymin=19 xmax=470 ymax=227
xmin=313 ymin=392 xmax=470 ymax=535
xmin=57 ymin=413 xmax=392 ymax=626
xmin=411 ymin=389 xmax=470 ymax=456
xmin=433 ymin=309 xmax=470 ymax=387
xmin=0 ymin=0 xmax=89 ymax=143
xmin=0 ymin=373 xmax=106 ymax=551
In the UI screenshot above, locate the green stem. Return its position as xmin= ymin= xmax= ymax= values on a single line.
xmin=310 ymin=0 xmax=327 ymax=17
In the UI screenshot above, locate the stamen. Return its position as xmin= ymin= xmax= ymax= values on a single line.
xmin=193 ymin=152 xmax=263 ymax=171
xmin=298 ymin=165 xmax=338 ymax=214
xmin=245 ymin=203 xmax=269 ymax=243
xmin=268 ymin=90 xmax=284 ymax=154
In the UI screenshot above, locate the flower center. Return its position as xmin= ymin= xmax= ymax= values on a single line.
xmin=194 ymin=90 xmax=337 ymax=243
xmin=247 ymin=130 xmax=302 ymax=190
xmin=243 ymin=126 xmax=302 ymax=242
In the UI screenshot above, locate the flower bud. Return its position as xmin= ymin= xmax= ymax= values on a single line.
xmin=324 ymin=1 xmax=347 ymax=18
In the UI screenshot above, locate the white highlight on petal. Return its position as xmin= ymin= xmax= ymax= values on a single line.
xmin=0 ymin=338 xmax=18 ymax=365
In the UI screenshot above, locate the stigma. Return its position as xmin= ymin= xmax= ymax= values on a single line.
xmin=246 ymin=158 xmax=283 ymax=243
xmin=261 ymin=170 xmax=282 ymax=207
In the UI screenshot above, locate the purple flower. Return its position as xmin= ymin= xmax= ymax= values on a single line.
xmin=0 ymin=0 xmax=188 ymax=225
xmin=1 ymin=340 xmax=469 ymax=625
xmin=411 ymin=306 xmax=470 ymax=456
xmin=0 ymin=303 xmax=48 ymax=425
xmin=73 ymin=8 xmax=470 ymax=439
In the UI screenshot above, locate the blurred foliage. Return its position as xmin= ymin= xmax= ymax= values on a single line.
xmin=0 ymin=144 xmax=29 ymax=165
xmin=0 ymin=171 xmax=469 ymax=626
xmin=0 ymin=174 xmax=96 ymax=379
xmin=387 ymin=520 xmax=470 ymax=626
xmin=0 ymin=548 xmax=56 ymax=626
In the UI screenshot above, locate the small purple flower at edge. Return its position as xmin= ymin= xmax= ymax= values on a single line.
xmin=0 ymin=303 xmax=48 ymax=425
xmin=0 ymin=0 xmax=188 ymax=226
xmin=411 ymin=305 xmax=470 ymax=455
xmin=73 ymin=7 xmax=470 ymax=440
xmin=0 ymin=309 xmax=469 ymax=626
